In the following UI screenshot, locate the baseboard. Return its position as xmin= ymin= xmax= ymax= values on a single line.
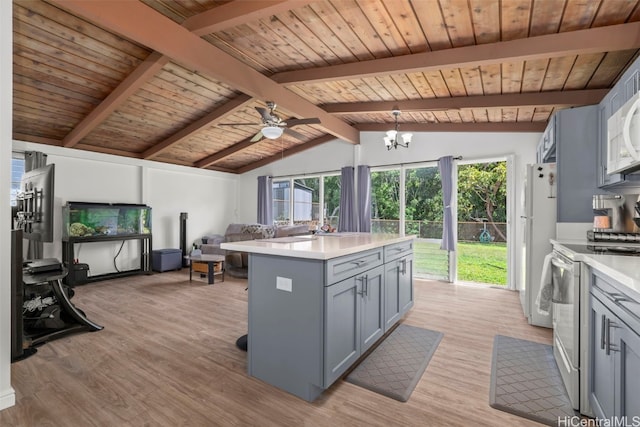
xmin=0 ymin=386 xmax=16 ymax=411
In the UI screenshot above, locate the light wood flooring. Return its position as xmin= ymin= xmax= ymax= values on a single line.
xmin=1 ymin=271 xmax=552 ymax=426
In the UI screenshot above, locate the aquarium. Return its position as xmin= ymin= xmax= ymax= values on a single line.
xmin=62 ymin=202 xmax=151 ymax=240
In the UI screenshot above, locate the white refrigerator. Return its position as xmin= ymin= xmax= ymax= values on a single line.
xmin=519 ymin=163 xmax=556 ymax=328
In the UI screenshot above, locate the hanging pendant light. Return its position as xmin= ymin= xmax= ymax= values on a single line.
xmin=384 ymin=110 xmax=412 ymax=150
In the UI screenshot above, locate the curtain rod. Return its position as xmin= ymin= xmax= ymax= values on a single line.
xmin=269 ymin=168 xmax=342 ymax=180
xmin=369 ymin=155 xmax=463 ymax=169
xmin=268 ymin=156 xmax=463 ymax=179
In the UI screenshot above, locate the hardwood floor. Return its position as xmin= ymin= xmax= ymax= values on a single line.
xmin=2 ymin=271 xmax=552 ymax=426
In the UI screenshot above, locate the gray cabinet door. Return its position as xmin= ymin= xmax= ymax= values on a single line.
xmin=384 ymin=259 xmax=401 ymax=332
xmin=617 ymin=322 xmax=640 ymax=419
xmin=399 ymin=254 xmax=414 ymax=315
xmin=360 ymin=265 xmax=384 ymax=353
xmin=590 ymin=296 xmax=615 ymax=419
xmin=324 ymin=276 xmax=360 ymax=387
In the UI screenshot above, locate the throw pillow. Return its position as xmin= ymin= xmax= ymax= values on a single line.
xmin=241 ymin=224 xmax=262 ymax=234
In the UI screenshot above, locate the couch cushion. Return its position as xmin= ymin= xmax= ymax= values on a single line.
xmin=275 ymin=224 xmax=310 ymax=238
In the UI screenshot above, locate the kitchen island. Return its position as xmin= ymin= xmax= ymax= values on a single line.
xmin=221 ymin=233 xmax=415 ymax=401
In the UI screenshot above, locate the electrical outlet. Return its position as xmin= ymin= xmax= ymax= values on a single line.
xmin=276 ymin=276 xmax=292 ymax=292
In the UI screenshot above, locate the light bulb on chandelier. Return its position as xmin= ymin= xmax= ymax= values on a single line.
xmin=384 ymin=109 xmax=412 ymax=150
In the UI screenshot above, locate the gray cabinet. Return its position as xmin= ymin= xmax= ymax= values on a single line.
xmin=324 ymin=263 xmax=384 ymax=386
xmin=384 ymin=254 xmax=414 ymax=332
xmin=553 ymin=105 xmax=601 ymax=223
xmin=246 ymin=239 xmax=414 ymax=401
xmin=589 ymin=272 xmax=640 ymax=420
xmin=536 ymin=115 xmax=556 ymax=163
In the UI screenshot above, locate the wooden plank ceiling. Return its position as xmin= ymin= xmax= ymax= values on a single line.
xmin=12 ymin=0 xmax=640 ymax=173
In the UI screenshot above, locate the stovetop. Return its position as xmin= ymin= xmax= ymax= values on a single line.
xmin=560 ymin=243 xmax=640 ymax=256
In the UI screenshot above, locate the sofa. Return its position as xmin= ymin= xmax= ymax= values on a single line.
xmin=198 ymin=223 xmax=309 ymax=278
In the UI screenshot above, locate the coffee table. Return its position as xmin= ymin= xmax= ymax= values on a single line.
xmin=186 ymin=254 xmax=225 ymax=285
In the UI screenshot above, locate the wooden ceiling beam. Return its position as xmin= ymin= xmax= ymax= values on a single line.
xmin=322 ymin=89 xmax=609 ymax=114
xmin=62 ymin=52 xmax=169 ymax=148
xmin=355 ymin=122 xmax=547 ymax=133
xmin=195 ymin=135 xmax=258 ymax=168
xmin=143 ymin=94 xmax=253 ymax=159
xmin=60 ymin=1 xmax=305 ymax=149
xmin=235 ymin=135 xmax=336 ymax=174
xmin=273 ymin=22 xmax=640 ymax=85
xmin=51 ymin=0 xmax=360 ymax=145
xmin=183 ymin=0 xmax=314 ymax=37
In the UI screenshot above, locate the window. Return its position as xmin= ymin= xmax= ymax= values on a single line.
xmin=293 ymin=178 xmax=319 ymax=228
xmin=11 ymin=155 xmax=25 ymax=206
xmin=323 ymin=175 xmax=340 ymax=229
xmin=272 ymin=174 xmax=340 ymax=230
xmin=371 ymin=169 xmax=400 ymax=233
xmin=272 ymin=180 xmax=290 ymax=225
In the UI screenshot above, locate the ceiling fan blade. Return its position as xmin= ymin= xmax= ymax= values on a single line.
xmin=286 ymin=118 xmax=321 ymax=127
xmin=218 ymin=123 xmax=260 ymax=126
xmin=283 ymin=128 xmax=306 ymax=141
xmin=255 ymin=106 xmax=274 ymax=123
xmin=250 ymin=131 xmax=264 ymax=142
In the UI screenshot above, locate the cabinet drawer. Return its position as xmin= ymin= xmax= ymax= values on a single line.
xmin=326 ymin=248 xmax=383 ymax=285
xmin=592 ymin=273 xmax=640 ymax=335
xmin=384 ymin=240 xmax=413 ymax=262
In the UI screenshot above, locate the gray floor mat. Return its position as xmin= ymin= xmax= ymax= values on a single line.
xmin=345 ymin=324 xmax=443 ymax=402
xmin=490 ymin=335 xmax=577 ymax=426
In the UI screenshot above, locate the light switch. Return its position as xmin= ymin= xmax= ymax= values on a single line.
xmin=276 ymin=276 xmax=292 ymax=292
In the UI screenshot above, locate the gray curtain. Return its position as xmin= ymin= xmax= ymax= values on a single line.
xmin=357 ymin=165 xmax=371 ymax=232
xmin=25 ymin=151 xmax=48 ymax=259
xmin=438 ymin=156 xmax=455 ymax=251
xmin=257 ymin=175 xmax=273 ymax=225
xmin=338 ymin=166 xmax=357 ymax=232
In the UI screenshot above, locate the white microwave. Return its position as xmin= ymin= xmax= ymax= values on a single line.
xmin=608 ymin=92 xmax=640 ymax=174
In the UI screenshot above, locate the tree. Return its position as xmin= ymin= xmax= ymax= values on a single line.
xmin=457 ymin=162 xmax=506 ymax=240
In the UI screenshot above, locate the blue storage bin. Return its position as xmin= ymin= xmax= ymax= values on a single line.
xmin=152 ymin=248 xmax=182 ymax=272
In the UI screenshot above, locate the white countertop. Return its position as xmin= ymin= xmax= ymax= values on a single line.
xmin=551 ymin=239 xmax=640 ymax=298
xmin=220 ymin=233 xmax=415 ymax=260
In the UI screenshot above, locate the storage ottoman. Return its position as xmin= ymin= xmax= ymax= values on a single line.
xmin=152 ymin=248 xmax=182 ymax=272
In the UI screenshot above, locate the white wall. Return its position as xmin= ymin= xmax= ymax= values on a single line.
xmin=12 ymin=141 xmax=238 ymax=276
xmin=0 ymin=0 xmax=15 ymax=412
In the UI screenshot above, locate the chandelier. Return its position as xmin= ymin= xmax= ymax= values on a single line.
xmin=384 ymin=109 xmax=412 ymax=150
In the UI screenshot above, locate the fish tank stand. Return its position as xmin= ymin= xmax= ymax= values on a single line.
xmin=61 ymin=202 xmax=152 ymax=284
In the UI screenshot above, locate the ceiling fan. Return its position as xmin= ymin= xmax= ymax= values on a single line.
xmin=219 ymin=101 xmax=321 ymax=142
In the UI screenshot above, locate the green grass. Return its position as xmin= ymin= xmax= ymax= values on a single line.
xmin=414 ymin=240 xmax=507 ymax=286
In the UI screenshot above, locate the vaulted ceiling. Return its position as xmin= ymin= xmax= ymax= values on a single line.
xmin=12 ymin=0 xmax=640 ymax=173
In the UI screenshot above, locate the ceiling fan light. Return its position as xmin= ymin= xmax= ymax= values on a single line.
xmin=262 ymin=126 xmax=283 ymax=139
xmin=402 ymin=133 xmax=413 ymax=144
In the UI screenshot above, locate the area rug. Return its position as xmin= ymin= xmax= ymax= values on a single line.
xmin=345 ymin=324 xmax=443 ymax=402
xmin=489 ymin=335 xmax=577 ymax=426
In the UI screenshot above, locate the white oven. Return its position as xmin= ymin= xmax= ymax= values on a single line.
xmin=550 ymin=248 xmax=581 ymax=410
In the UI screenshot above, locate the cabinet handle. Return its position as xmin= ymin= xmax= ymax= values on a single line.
xmin=356 ymin=275 xmax=368 ymax=297
xmin=605 ymin=318 xmax=620 ymax=355
xmin=351 ymin=260 xmax=366 ymax=266
xmin=601 ymin=314 xmax=606 ymax=350
xmin=401 ymin=259 xmax=407 ymax=275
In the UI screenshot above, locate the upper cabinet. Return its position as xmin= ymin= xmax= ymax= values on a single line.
xmin=555 ymin=105 xmax=601 ymax=223
xmin=597 ymin=58 xmax=640 ymax=189
xmin=537 ymin=105 xmax=600 ymax=223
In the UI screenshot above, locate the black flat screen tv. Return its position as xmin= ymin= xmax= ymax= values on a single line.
xmin=15 ymin=164 xmax=55 ymax=242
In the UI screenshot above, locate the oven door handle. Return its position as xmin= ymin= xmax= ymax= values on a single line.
xmin=551 ymin=256 xmax=573 ymax=272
